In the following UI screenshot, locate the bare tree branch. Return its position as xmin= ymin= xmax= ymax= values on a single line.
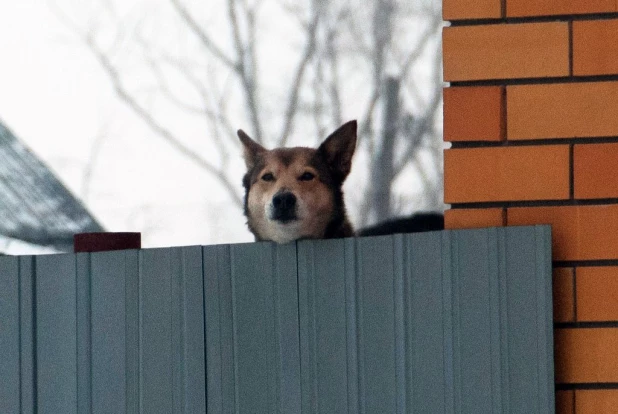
xmin=392 ymin=89 xmax=442 ymax=176
xmin=228 ymin=0 xmax=263 ymax=143
xmin=398 ymin=18 xmax=441 ymax=82
xmin=132 ymin=31 xmax=238 ymax=163
xmin=81 ymin=116 xmax=111 ymax=202
xmin=277 ymin=3 xmax=321 ymax=146
xmin=87 ymin=37 xmax=243 ymax=206
xmin=312 ymin=53 xmax=327 ymax=139
xmin=326 ymin=27 xmax=342 ymax=127
xmin=169 ymin=0 xmax=237 ymax=69
xmin=143 ymin=51 xmax=205 ymax=115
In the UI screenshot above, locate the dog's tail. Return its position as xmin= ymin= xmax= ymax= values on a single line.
xmin=357 ymin=212 xmax=444 ymax=237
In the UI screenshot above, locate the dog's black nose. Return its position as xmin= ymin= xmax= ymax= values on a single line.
xmin=271 ymin=192 xmax=297 ymax=222
xmin=273 ymin=192 xmax=296 ymax=210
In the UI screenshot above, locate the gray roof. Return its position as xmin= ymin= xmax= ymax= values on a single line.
xmin=0 ymin=121 xmax=104 ymax=250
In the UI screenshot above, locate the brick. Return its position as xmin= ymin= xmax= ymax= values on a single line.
xmin=443 ymin=86 xmax=504 ymax=142
xmin=574 ymin=143 xmax=618 ymax=199
xmin=508 ymin=82 xmax=618 ymax=140
xmin=577 ymin=267 xmax=618 ymax=322
xmin=443 ymin=0 xmax=501 ymax=20
xmin=444 ymin=146 xmax=570 ymax=203
xmin=443 ymin=23 xmax=569 ymax=82
xmin=444 ymin=208 xmax=504 ymax=229
xmin=507 ymin=0 xmax=617 ymax=17
xmin=553 ymin=267 xmax=575 ymax=322
xmin=554 ymin=328 xmax=618 ymax=383
xmin=574 ymin=19 xmax=618 ymax=76
xmin=576 ymin=390 xmax=618 ymax=414
xmin=508 ymin=205 xmax=618 ymax=261
xmin=556 ymin=390 xmax=574 ymax=414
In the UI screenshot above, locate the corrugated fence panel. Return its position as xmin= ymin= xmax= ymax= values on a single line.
xmin=503 ymin=226 xmax=554 ymax=413
xmin=140 ymin=248 xmax=174 ymax=414
xmin=451 ymin=229 xmax=501 ymax=413
xmin=0 ymin=255 xmax=20 ymax=413
xmin=36 ymin=254 xmax=78 ymax=414
xmin=0 ymin=226 xmax=552 ymax=413
xmin=139 ymin=247 xmax=206 ymax=414
xmin=178 ymin=247 xmax=207 ymax=414
xmin=19 ymin=256 xmax=36 ymax=413
xmin=297 ymin=239 xmax=349 ymax=413
xmin=297 ymin=226 xmax=553 ymax=414
xmin=204 ymin=242 xmax=301 ymax=414
xmin=204 ymin=244 xmax=234 ymax=413
xmin=75 ymin=253 xmax=92 ymax=413
xmin=405 ymin=231 xmax=452 ymax=413
xmin=353 ymin=236 xmax=399 ymax=414
xmin=0 ymin=256 xmax=37 ymax=413
xmin=88 ymin=250 xmax=140 ymax=414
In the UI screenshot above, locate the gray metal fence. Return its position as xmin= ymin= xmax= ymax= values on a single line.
xmin=0 ymin=226 xmax=554 ymax=413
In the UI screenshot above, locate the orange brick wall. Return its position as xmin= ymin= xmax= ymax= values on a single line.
xmin=442 ymin=2 xmax=618 ymax=412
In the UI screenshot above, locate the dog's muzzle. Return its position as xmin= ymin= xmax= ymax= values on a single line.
xmin=270 ymin=191 xmax=297 ymax=223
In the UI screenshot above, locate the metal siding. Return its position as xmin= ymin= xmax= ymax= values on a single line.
xmin=139 ymin=247 xmax=206 ymax=414
xmin=35 ymin=254 xmax=78 ymax=414
xmin=504 ymin=226 xmax=555 ymax=414
xmin=298 ymin=239 xmax=349 ymax=413
xmin=2 ymin=226 xmax=553 ymax=413
xmin=406 ymin=231 xmax=449 ymax=413
xmin=344 ymin=238 xmax=360 ymax=414
xmin=178 ymin=246 xmax=207 ymax=414
xmin=205 ymin=242 xmax=300 ymax=414
xmin=230 ymin=242 xmax=300 ymax=413
xmin=139 ymin=248 xmax=174 ymax=414
xmin=75 ymin=253 xmax=91 ymax=414
xmin=356 ymin=236 xmax=398 ymax=414
xmin=204 ymin=244 xmax=234 ymax=413
xmin=452 ymin=229 xmax=496 ymax=413
xmin=230 ymin=242 xmax=274 ymax=412
xmin=393 ymin=236 xmax=407 ymax=414
xmin=19 ymin=256 xmax=35 ymax=413
xmin=272 ymin=243 xmax=302 ymax=414
xmin=295 ymin=227 xmax=553 ymax=414
xmin=85 ymin=249 xmax=143 ymax=414
xmin=125 ymin=249 xmax=140 ymax=414
xmin=537 ymin=226 xmax=555 ymax=414
xmin=0 ymin=256 xmax=20 ymax=413
xmin=91 ymin=251 xmax=128 ymax=413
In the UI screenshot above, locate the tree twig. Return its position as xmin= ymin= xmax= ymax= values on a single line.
xmin=169 ymin=0 xmax=237 ymax=69
xmin=87 ymin=38 xmax=243 ymax=206
xmin=277 ymin=2 xmax=321 ymax=146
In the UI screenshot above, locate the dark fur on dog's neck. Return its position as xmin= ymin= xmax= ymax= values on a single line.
xmin=322 ymin=213 xmax=354 ymax=239
xmin=313 ymin=155 xmax=353 ymax=239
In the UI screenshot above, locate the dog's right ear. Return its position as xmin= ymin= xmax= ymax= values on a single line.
xmin=237 ymin=129 xmax=266 ymax=170
xmin=317 ymin=120 xmax=357 ymax=182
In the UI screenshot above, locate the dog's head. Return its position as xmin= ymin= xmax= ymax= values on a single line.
xmin=238 ymin=120 xmax=357 ymax=243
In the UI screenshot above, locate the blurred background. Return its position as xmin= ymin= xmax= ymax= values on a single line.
xmin=0 ymin=0 xmax=444 ymax=254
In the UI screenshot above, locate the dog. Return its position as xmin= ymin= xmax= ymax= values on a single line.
xmin=357 ymin=212 xmax=444 ymax=237
xmin=238 ymin=120 xmax=357 ymax=243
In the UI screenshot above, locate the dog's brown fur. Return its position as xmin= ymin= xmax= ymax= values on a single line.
xmin=238 ymin=120 xmax=357 ymax=243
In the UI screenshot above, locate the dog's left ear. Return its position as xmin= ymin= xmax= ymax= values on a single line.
xmin=318 ymin=120 xmax=357 ymax=182
xmin=237 ymin=129 xmax=266 ymax=170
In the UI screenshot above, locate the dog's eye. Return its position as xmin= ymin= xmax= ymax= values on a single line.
xmin=299 ymin=172 xmax=315 ymax=181
xmin=261 ymin=172 xmax=275 ymax=182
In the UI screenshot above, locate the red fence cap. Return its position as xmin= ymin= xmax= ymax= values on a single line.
xmin=74 ymin=232 xmax=141 ymax=253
